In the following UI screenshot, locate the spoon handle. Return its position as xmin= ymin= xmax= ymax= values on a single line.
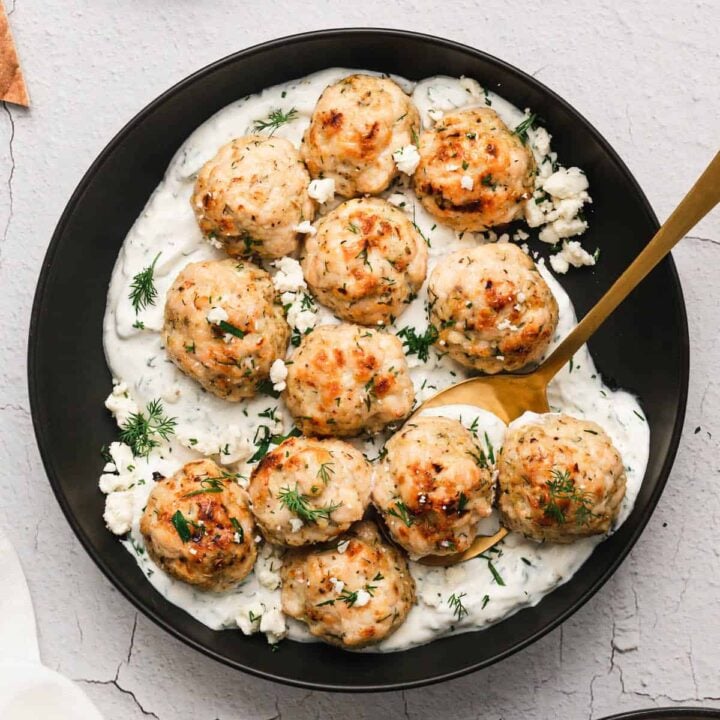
xmin=537 ymin=151 xmax=720 ymax=383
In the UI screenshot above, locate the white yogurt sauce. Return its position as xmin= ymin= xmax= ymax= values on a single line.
xmin=100 ymin=68 xmax=649 ymax=652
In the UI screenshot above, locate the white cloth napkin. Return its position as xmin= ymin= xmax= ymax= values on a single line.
xmin=0 ymin=528 xmax=105 ymax=719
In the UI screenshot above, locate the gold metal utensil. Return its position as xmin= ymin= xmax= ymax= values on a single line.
xmin=418 ymin=151 xmax=720 ymax=567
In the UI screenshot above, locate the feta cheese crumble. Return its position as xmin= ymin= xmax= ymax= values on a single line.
xmin=354 ymin=589 xmax=371 ymax=608
xmin=103 ymin=491 xmax=134 ymax=535
xmin=260 ymin=607 xmax=287 ymax=644
xmin=549 ymin=240 xmax=597 ymax=274
xmin=206 ymin=306 xmax=228 ymax=325
xmin=393 ymin=145 xmax=421 ymax=175
xmin=286 ymin=305 xmax=317 ymax=335
xmin=270 ymin=358 xmax=288 ymax=392
xmin=272 ymin=257 xmax=306 ymax=294
xmin=289 ymin=517 xmax=304 ymax=533
xmin=337 ymin=539 xmax=350 ymax=553
xmin=308 ymin=178 xmax=336 ymax=204
xmin=460 ymin=174 xmax=474 ymax=190
xmin=293 ymin=220 xmax=316 ymax=235
xmin=105 ymin=381 xmax=139 ymax=426
xmin=543 ymin=167 xmax=589 ymax=199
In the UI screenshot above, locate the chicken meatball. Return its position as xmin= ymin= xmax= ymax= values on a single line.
xmin=302 ymin=198 xmax=428 ymax=326
xmin=428 ymin=243 xmax=558 ymax=373
xmin=498 ymin=413 xmax=627 ymax=543
xmin=301 ymin=74 xmax=420 ymax=197
xmin=373 ymin=416 xmax=495 ymax=557
xmin=284 ymin=324 xmax=415 ymax=437
xmin=163 ymin=259 xmax=289 ymax=400
xmin=191 ymin=135 xmax=315 ymax=258
xmin=281 ymin=521 xmax=415 ymax=648
xmin=413 ymin=108 xmax=535 ymax=231
xmin=140 ymin=459 xmax=257 ymax=591
xmin=249 ymin=436 xmax=372 ymax=546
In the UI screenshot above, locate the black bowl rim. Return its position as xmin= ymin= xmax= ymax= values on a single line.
xmin=599 ymin=709 xmax=720 ymax=720
xmin=28 ymin=27 xmax=689 ymax=692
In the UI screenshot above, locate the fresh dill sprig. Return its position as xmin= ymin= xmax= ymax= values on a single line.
xmin=448 ymin=592 xmax=469 ymax=621
xmin=278 ymin=483 xmax=342 ymax=524
xmin=119 ymin=399 xmax=177 ymax=457
xmin=316 ymin=582 xmax=378 ymax=608
xmin=395 ymin=325 xmax=439 ymax=363
xmin=387 ymin=499 xmax=414 ymax=527
xmin=252 ymin=107 xmax=298 ymax=136
xmin=467 ymin=445 xmax=490 ymax=469
xmin=182 ymin=476 xmax=225 ymax=498
xmin=513 ymin=112 xmax=538 ymax=144
xmin=542 ymin=468 xmax=595 ymax=525
xmin=317 ymin=462 xmax=335 ymax=485
xmin=129 ymin=252 xmax=161 ymax=314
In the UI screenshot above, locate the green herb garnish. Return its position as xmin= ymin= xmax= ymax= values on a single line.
xmin=252 ymin=108 xmax=298 ymax=136
xmin=395 ymin=325 xmax=439 ymax=363
xmin=230 ymin=517 xmax=244 ymax=544
xmin=542 ymin=468 xmax=595 ymax=525
xmin=387 ymin=499 xmax=414 ymax=527
xmin=249 ymin=425 xmax=302 ymax=463
xmin=278 ymin=484 xmax=342 ymax=523
xmin=217 ymin=320 xmax=246 ymax=339
xmin=448 ymin=592 xmax=468 ymax=621
xmin=182 ymin=476 xmax=225 ymax=498
xmin=171 ymin=510 xmax=192 ymax=542
xmin=513 ymin=112 xmax=537 ymax=144
xmin=129 ymin=252 xmax=160 ymax=313
xmin=317 ymin=462 xmax=335 ymax=485
xmin=119 ymin=399 xmax=176 ymax=457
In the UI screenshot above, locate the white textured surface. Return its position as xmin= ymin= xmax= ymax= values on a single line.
xmin=1 ymin=1 xmax=719 ymax=717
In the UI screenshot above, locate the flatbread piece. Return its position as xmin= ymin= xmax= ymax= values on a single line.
xmin=0 ymin=1 xmax=29 ymax=107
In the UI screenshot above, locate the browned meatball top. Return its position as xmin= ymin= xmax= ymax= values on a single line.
xmin=140 ymin=459 xmax=257 ymax=591
xmin=301 ymin=74 xmax=420 ymax=197
xmin=498 ymin=413 xmax=627 ymax=543
xmin=373 ymin=416 xmax=495 ymax=557
xmin=163 ymin=259 xmax=289 ymax=401
xmin=281 ymin=521 xmax=416 ymax=648
xmin=302 ymin=197 xmax=428 ymax=326
xmin=413 ymin=107 xmax=535 ymax=231
xmin=428 ymin=243 xmax=558 ymax=373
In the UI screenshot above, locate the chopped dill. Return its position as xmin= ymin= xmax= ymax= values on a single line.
xmin=119 ymin=399 xmax=176 ymax=457
xmin=252 ymin=107 xmax=298 ymax=136
xmin=129 ymin=252 xmax=161 ymax=314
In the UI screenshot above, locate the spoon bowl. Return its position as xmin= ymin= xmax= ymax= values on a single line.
xmin=417 ymin=369 xmax=551 ymax=425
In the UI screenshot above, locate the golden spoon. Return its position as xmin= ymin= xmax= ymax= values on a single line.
xmin=418 ymin=151 xmax=720 ymax=567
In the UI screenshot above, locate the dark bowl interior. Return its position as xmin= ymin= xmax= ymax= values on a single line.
xmin=28 ymin=29 xmax=688 ymax=691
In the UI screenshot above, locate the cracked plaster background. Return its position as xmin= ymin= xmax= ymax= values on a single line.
xmin=0 ymin=1 xmax=718 ymax=718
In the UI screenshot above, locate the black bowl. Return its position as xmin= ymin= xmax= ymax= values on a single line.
xmin=28 ymin=29 xmax=689 ymax=691
xmin=600 ymin=710 xmax=720 ymax=720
